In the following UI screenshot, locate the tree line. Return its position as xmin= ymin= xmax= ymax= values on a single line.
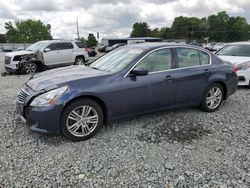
xmin=1 ymin=11 xmax=249 ymax=45
xmin=0 ymin=19 xmax=97 ymax=47
xmin=130 ymin=11 xmax=250 ymax=43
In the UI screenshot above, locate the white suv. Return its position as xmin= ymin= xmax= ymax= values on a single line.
xmin=4 ymin=40 xmax=89 ymax=74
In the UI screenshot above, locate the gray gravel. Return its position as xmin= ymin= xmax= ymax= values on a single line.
xmin=0 ymin=52 xmax=250 ymax=187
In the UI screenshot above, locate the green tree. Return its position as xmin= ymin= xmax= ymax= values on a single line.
xmin=5 ymin=19 xmax=52 ymax=43
xmin=80 ymin=37 xmax=87 ymax=46
xmin=130 ymin=22 xmax=151 ymax=37
xmin=86 ymin=33 xmax=97 ymax=48
xmin=227 ymin=16 xmax=249 ymax=41
xmin=0 ymin=34 xmax=6 ymax=43
xmin=207 ymin=11 xmax=230 ymax=41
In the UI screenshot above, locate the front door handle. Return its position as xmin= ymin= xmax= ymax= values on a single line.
xmin=164 ymin=75 xmax=174 ymax=81
xmin=204 ymin=69 xmax=211 ymax=76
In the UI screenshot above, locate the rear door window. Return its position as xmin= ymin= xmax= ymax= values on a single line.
xmin=199 ymin=51 xmax=210 ymax=65
xmin=176 ymin=48 xmax=209 ymax=68
xmin=75 ymin=42 xmax=85 ymax=48
xmin=60 ymin=42 xmax=74 ymax=50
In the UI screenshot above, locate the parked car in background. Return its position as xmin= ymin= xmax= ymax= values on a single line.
xmin=204 ymin=43 xmax=217 ymax=51
xmin=16 ymin=43 xmax=238 ymax=141
xmin=189 ymin=43 xmax=203 ymax=47
xmin=105 ymin=43 xmax=126 ymax=53
xmin=4 ymin=40 xmax=89 ymax=74
xmin=87 ymin=47 xmax=97 ymax=57
xmin=212 ymin=43 xmax=227 ymax=52
xmin=216 ymin=42 xmax=250 ymax=88
xmin=98 ymin=45 xmax=107 ymax=53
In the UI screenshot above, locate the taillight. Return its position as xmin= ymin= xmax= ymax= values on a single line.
xmin=84 ymin=48 xmax=88 ymax=52
xmin=233 ymin=65 xmax=238 ymax=73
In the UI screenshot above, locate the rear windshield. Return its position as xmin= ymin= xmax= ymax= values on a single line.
xmin=75 ymin=42 xmax=85 ymax=48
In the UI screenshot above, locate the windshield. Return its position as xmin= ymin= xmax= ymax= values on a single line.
xmin=26 ymin=41 xmax=47 ymax=52
xmin=90 ymin=47 xmax=144 ymax=73
xmin=217 ymin=44 xmax=250 ymax=57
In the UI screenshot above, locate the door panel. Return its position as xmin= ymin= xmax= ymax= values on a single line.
xmin=149 ymin=71 xmax=176 ymax=109
xmin=174 ymin=47 xmax=211 ymax=105
xmin=62 ymin=49 xmax=74 ymax=64
xmin=61 ymin=42 xmax=74 ymax=64
xmin=174 ymin=66 xmax=210 ymax=104
xmin=135 ymin=48 xmax=177 ymax=110
xmin=106 ymin=76 xmax=151 ymax=118
xmin=43 ymin=43 xmax=62 ymax=66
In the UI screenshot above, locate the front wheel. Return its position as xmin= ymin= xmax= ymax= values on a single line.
xmin=61 ymin=99 xmax=103 ymax=141
xmin=22 ymin=62 xmax=37 ymax=74
xmin=200 ymin=83 xmax=224 ymax=112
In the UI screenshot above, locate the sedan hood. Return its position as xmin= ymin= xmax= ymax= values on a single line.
xmin=218 ymin=55 xmax=250 ymax=65
xmin=26 ymin=66 xmax=108 ymax=91
xmin=5 ymin=50 xmax=35 ymax=57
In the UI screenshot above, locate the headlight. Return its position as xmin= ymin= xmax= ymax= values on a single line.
xmin=30 ymin=86 xmax=68 ymax=107
xmin=237 ymin=62 xmax=250 ymax=70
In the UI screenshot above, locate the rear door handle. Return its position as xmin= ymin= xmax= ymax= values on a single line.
xmin=164 ymin=75 xmax=174 ymax=81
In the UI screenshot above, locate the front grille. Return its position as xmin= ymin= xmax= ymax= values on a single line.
xmin=4 ymin=56 xmax=11 ymax=64
xmin=17 ymin=88 xmax=30 ymax=104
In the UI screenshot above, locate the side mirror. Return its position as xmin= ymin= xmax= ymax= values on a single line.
xmin=44 ymin=48 xmax=51 ymax=52
xmin=130 ymin=68 xmax=148 ymax=76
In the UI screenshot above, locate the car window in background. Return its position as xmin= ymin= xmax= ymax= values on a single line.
xmin=46 ymin=43 xmax=60 ymax=51
xmin=217 ymin=44 xmax=250 ymax=57
xmin=75 ymin=42 xmax=85 ymax=48
xmin=199 ymin=51 xmax=210 ymax=65
xmin=90 ymin=47 xmax=144 ymax=73
xmin=136 ymin=49 xmax=172 ymax=72
xmin=61 ymin=42 xmax=74 ymax=50
xmin=177 ymin=48 xmax=200 ymax=68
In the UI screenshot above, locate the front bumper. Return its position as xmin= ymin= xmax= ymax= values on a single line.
xmin=4 ymin=62 xmax=20 ymax=73
xmin=16 ymin=101 xmax=63 ymax=135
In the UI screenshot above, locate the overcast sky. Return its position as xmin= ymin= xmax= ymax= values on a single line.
xmin=1 ymin=0 xmax=250 ymax=40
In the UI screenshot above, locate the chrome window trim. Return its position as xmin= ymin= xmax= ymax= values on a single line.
xmin=124 ymin=45 xmax=212 ymax=78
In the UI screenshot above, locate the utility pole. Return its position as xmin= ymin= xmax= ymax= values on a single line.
xmin=76 ymin=17 xmax=80 ymax=40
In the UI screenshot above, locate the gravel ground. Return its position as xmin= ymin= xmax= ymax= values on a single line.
xmin=0 ymin=52 xmax=250 ymax=188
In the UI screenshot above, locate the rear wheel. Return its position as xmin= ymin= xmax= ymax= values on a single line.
xmin=200 ymin=83 xmax=224 ymax=112
xmin=61 ymin=99 xmax=103 ymax=141
xmin=75 ymin=56 xmax=85 ymax=65
xmin=22 ymin=62 xmax=37 ymax=74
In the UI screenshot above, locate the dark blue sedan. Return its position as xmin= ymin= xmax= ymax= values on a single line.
xmin=16 ymin=43 xmax=238 ymax=141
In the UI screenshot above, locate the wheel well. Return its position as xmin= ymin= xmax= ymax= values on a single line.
xmin=64 ymin=96 xmax=108 ymax=124
xmin=75 ymin=55 xmax=85 ymax=61
xmin=213 ymin=81 xmax=227 ymax=100
xmin=23 ymin=60 xmax=44 ymax=71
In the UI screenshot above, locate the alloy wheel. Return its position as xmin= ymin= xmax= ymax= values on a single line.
xmin=66 ymin=105 xmax=99 ymax=137
xmin=25 ymin=63 xmax=36 ymax=74
xmin=206 ymin=87 xmax=222 ymax=110
xmin=75 ymin=58 xmax=84 ymax=65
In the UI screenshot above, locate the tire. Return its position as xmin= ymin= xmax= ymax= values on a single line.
xmin=22 ymin=62 xmax=37 ymax=74
xmin=75 ymin=56 xmax=85 ymax=65
xmin=199 ymin=83 xmax=224 ymax=112
xmin=61 ymin=99 xmax=103 ymax=141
